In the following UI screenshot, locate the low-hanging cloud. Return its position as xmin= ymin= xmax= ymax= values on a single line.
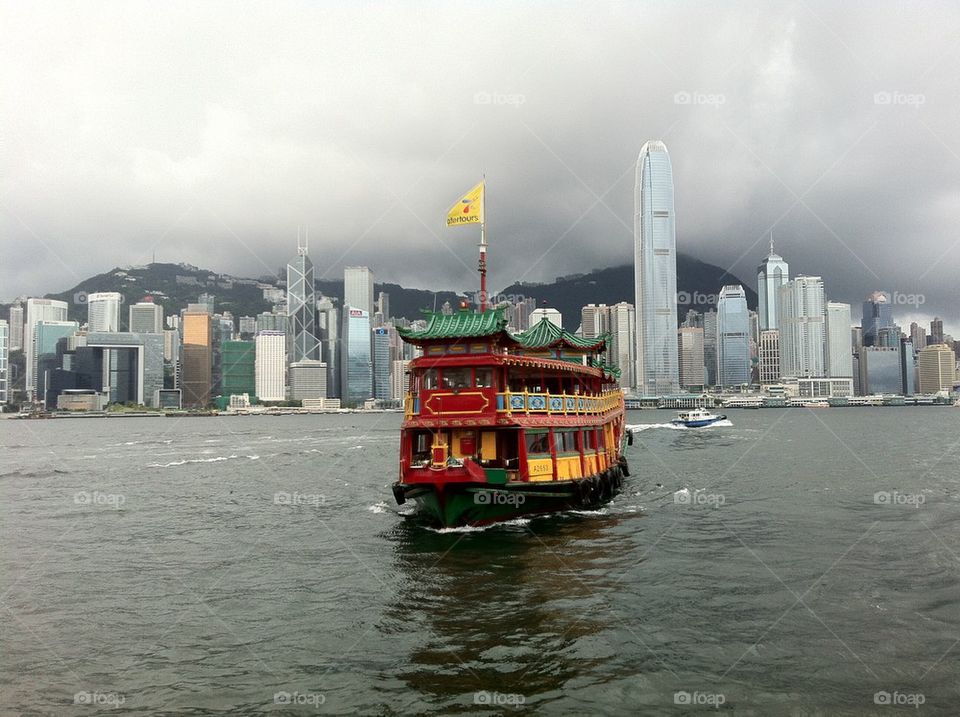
xmin=1 ymin=0 xmax=958 ymax=333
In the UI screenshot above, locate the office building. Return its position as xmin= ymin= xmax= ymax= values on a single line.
xmin=181 ymin=309 xmax=213 ymax=408
xmin=24 ymin=298 xmax=69 ymax=397
xmin=33 ymin=321 xmax=80 ymax=403
xmin=238 ymin=316 xmax=257 ymax=338
xmin=918 ymin=343 xmax=957 ymax=393
xmin=0 ymin=320 xmax=7 ymax=403
xmin=289 ymin=360 xmax=328 ymax=401
xmin=287 ymin=239 xmax=321 ymax=362
xmin=824 ymin=302 xmax=853 ymax=378
xmin=340 ymin=307 xmax=372 ymax=407
xmin=9 ymin=304 xmax=23 ymax=352
xmin=221 ymin=341 xmax=256 ymax=401
xmin=930 ymin=318 xmax=944 ymax=346
xmin=677 ymin=327 xmax=705 ymax=389
xmin=716 ymin=285 xmax=751 ymax=387
xmin=86 ymin=292 xmax=122 ymax=333
xmin=778 ymin=276 xmax=825 ymax=378
xmin=634 ymin=140 xmax=679 ymax=395
xmin=317 ymin=296 xmax=340 ymax=399
xmin=84 ymin=332 xmax=164 ymax=407
xmin=861 ymin=292 xmax=894 ymax=347
xmin=860 ymin=346 xmax=902 ymax=395
xmin=581 ymin=304 xmax=610 ymax=339
xmin=391 ymin=359 xmax=411 ymax=402
xmin=344 ymin=266 xmax=376 ymax=316
xmin=909 ymin=322 xmax=927 ymax=352
xmin=372 ymin=326 xmax=392 ymax=401
xmin=900 ymin=338 xmax=916 ymax=396
xmin=702 ymin=309 xmax=718 ymax=387
xmin=255 ymin=331 xmax=286 ymax=402
xmin=758 ymin=329 xmax=781 ymax=385
xmin=757 ymin=239 xmax=789 ymax=330
xmin=530 ymin=307 xmax=562 ymax=328
xmin=608 ymin=302 xmax=636 ymax=390
xmin=128 ymin=298 xmax=164 ymax=334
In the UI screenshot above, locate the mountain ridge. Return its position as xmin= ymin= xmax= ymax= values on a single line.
xmin=3 ymin=254 xmax=756 ymax=332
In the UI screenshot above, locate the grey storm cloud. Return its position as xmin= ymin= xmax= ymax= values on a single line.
xmin=1 ymin=0 xmax=958 ymax=332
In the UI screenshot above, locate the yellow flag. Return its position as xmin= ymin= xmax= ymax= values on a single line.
xmin=446 ymin=181 xmax=484 ymax=227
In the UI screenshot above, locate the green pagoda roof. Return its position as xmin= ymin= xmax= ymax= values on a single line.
xmin=397 ymin=308 xmax=518 ymax=345
xmin=515 ymin=317 xmax=608 ymax=351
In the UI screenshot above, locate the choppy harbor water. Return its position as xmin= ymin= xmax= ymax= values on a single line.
xmin=1 ymin=408 xmax=959 ymax=715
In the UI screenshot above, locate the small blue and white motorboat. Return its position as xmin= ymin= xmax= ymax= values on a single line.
xmin=670 ymin=408 xmax=727 ymax=428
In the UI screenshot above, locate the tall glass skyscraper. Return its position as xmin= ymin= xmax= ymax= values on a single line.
xmin=634 ymin=140 xmax=679 ymax=395
xmin=861 ymin=292 xmax=894 ymax=347
xmin=340 ymin=307 xmax=372 ymax=407
xmin=287 ymin=240 xmax=321 ymax=362
xmin=757 ymin=240 xmax=789 ymax=330
xmin=824 ymin=302 xmax=853 ymax=378
xmin=344 ymin=267 xmax=376 ymax=316
xmin=716 ymin=285 xmax=751 ymax=387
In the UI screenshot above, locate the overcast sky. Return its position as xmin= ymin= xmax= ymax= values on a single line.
xmin=1 ymin=1 xmax=958 ymax=333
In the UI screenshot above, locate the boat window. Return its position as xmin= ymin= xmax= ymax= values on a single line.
xmin=508 ymin=374 xmax=525 ymax=392
xmin=412 ymin=431 xmax=433 ymax=462
xmin=557 ymin=430 xmax=576 ymax=453
xmin=525 ymin=431 xmax=551 ymax=455
xmin=475 ymin=368 xmax=493 ymax=388
xmin=442 ymin=367 xmax=471 ymax=389
xmin=422 ymin=369 xmax=439 ymax=390
xmin=585 ymin=428 xmax=598 ymax=450
xmin=598 ymin=428 xmax=606 ymax=449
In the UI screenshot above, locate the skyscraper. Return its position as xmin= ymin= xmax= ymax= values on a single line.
xmin=372 ymin=326 xmax=392 ymax=401
xmin=24 ymin=298 xmax=69 ymax=398
xmin=757 ymin=240 xmax=789 ymax=330
xmin=634 ymin=140 xmax=679 ymax=395
xmin=340 ymin=307 xmax=372 ymax=407
xmin=716 ymin=285 xmax=751 ymax=387
xmin=181 ymin=309 xmax=212 ymax=408
xmin=861 ymin=292 xmax=894 ymax=347
xmin=824 ymin=302 xmax=853 ymax=378
xmin=317 ymin=296 xmax=340 ymax=399
xmin=87 ymin=292 xmax=122 ymax=332
xmin=530 ymin=308 xmax=562 ymax=328
xmin=677 ymin=327 xmax=705 ymax=389
xmin=255 ymin=331 xmax=286 ymax=402
xmin=608 ymin=302 xmax=636 ymax=390
xmin=221 ymin=340 xmax=256 ymax=401
xmin=289 ymin=360 xmax=327 ymax=401
xmin=8 ymin=304 xmax=23 ymax=352
xmin=702 ymin=309 xmax=718 ymax=387
xmin=129 ymin=298 xmax=164 ymax=334
xmin=778 ymin=276 xmax=825 ymax=378
xmin=287 ymin=239 xmax=321 ymax=362
xmin=909 ymin=322 xmax=928 ymax=351
xmin=930 ymin=317 xmax=944 ymax=345
xmin=344 ymin=267 xmax=376 ymax=316
xmin=580 ymin=304 xmax=610 ymax=339
xmin=918 ymin=343 xmax=956 ymax=393
xmin=758 ymin=330 xmax=781 ymax=385
xmin=0 ymin=320 xmax=8 ymax=403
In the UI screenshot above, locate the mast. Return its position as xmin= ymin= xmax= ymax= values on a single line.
xmin=479 ymin=176 xmax=487 ymax=312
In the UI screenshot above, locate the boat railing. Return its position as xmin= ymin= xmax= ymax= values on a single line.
xmin=495 ymin=389 xmax=622 ymax=416
xmin=404 ymin=389 xmax=623 ymax=419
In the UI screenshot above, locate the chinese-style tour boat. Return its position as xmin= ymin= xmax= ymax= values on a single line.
xmin=391 ymin=308 xmax=630 ymax=527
